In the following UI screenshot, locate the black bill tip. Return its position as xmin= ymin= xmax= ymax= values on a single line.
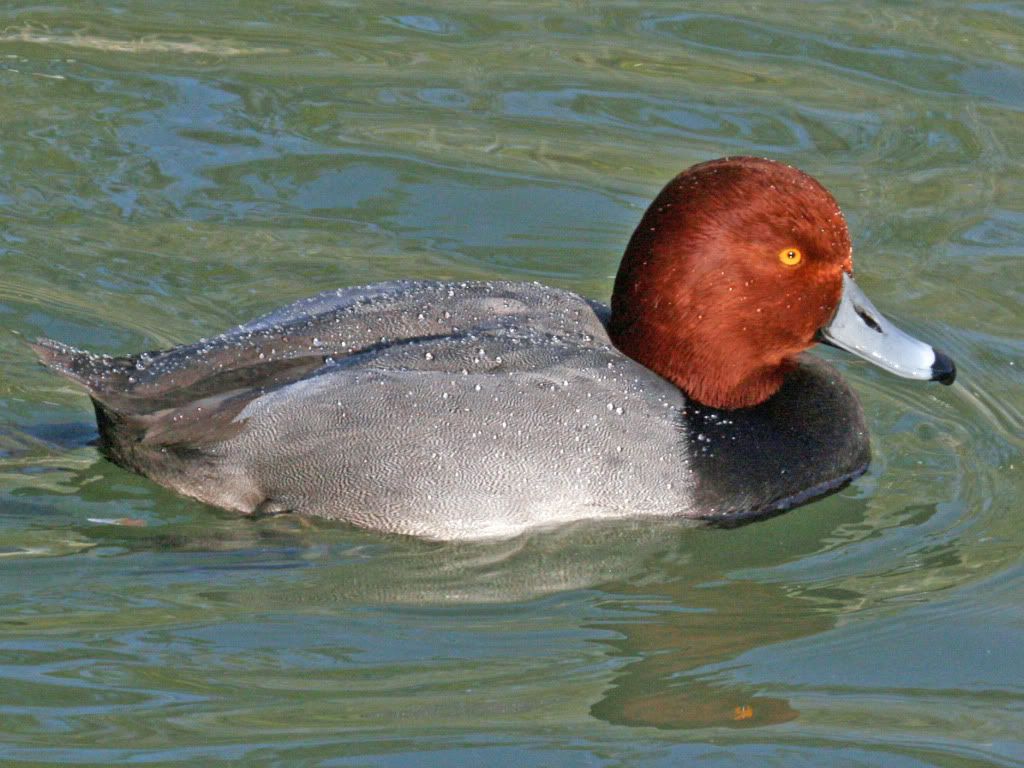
xmin=931 ymin=349 xmax=957 ymax=385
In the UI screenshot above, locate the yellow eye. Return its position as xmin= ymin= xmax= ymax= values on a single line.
xmin=778 ymin=247 xmax=802 ymax=266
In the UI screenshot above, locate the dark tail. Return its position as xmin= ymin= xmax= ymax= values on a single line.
xmin=30 ymin=338 xmax=148 ymax=464
xmin=30 ymin=338 xmax=138 ymax=407
xmin=30 ymin=337 xmax=316 ymax=451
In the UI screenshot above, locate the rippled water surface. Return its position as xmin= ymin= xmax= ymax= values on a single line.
xmin=1 ymin=1 xmax=1022 ymax=765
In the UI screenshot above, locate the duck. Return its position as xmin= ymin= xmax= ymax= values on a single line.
xmin=32 ymin=157 xmax=956 ymax=540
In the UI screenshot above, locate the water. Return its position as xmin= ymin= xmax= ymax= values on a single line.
xmin=1 ymin=1 xmax=1022 ymax=764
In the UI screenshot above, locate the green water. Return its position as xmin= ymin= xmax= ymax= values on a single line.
xmin=1 ymin=1 xmax=1022 ymax=764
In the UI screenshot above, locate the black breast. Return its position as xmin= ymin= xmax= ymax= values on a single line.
xmin=682 ymin=355 xmax=871 ymax=524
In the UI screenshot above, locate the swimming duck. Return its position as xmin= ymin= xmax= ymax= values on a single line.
xmin=33 ymin=157 xmax=955 ymax=539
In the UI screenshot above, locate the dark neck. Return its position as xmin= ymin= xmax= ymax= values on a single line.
xmin=680 ymin=355 xmax=870 ymax=523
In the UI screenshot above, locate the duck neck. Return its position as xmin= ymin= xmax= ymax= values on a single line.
xmin=607 ymin=310 xmax=789 ymax=410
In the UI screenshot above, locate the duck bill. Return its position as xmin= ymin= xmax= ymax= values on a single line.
xmin=817 ymin=273 xmax=956 ymax=384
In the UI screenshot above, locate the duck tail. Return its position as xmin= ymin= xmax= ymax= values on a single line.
xmin=29 ymin=338 xmax=137 ymax=405
xmin=30 ymin=337 xmax=263 ymax=453
xmin=31 ymin=337 xmax=161 ymax=466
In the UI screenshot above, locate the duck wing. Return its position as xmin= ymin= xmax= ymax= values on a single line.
xmin=220 ymin=323 xmax=689 ymax=537
xmin=31 ymin=280 xmax=610 ymax=451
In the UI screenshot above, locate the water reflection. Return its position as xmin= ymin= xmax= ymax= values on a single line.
xmin=27 ymin=454 xmax=875 ymax=730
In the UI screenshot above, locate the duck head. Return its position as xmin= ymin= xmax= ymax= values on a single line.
xmin=609 ymin=156 xmax=955 ymax=410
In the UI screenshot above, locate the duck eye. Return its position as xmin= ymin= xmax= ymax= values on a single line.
xmin=778 ymin=247 xmax=802 ymax=266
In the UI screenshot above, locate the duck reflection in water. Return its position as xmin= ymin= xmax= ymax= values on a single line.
xmin=60 ymin=468 xmax=873 ymax=730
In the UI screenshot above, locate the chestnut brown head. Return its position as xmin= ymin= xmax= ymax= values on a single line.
xmin=609 ymin=156 xmax=956 ymax=409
